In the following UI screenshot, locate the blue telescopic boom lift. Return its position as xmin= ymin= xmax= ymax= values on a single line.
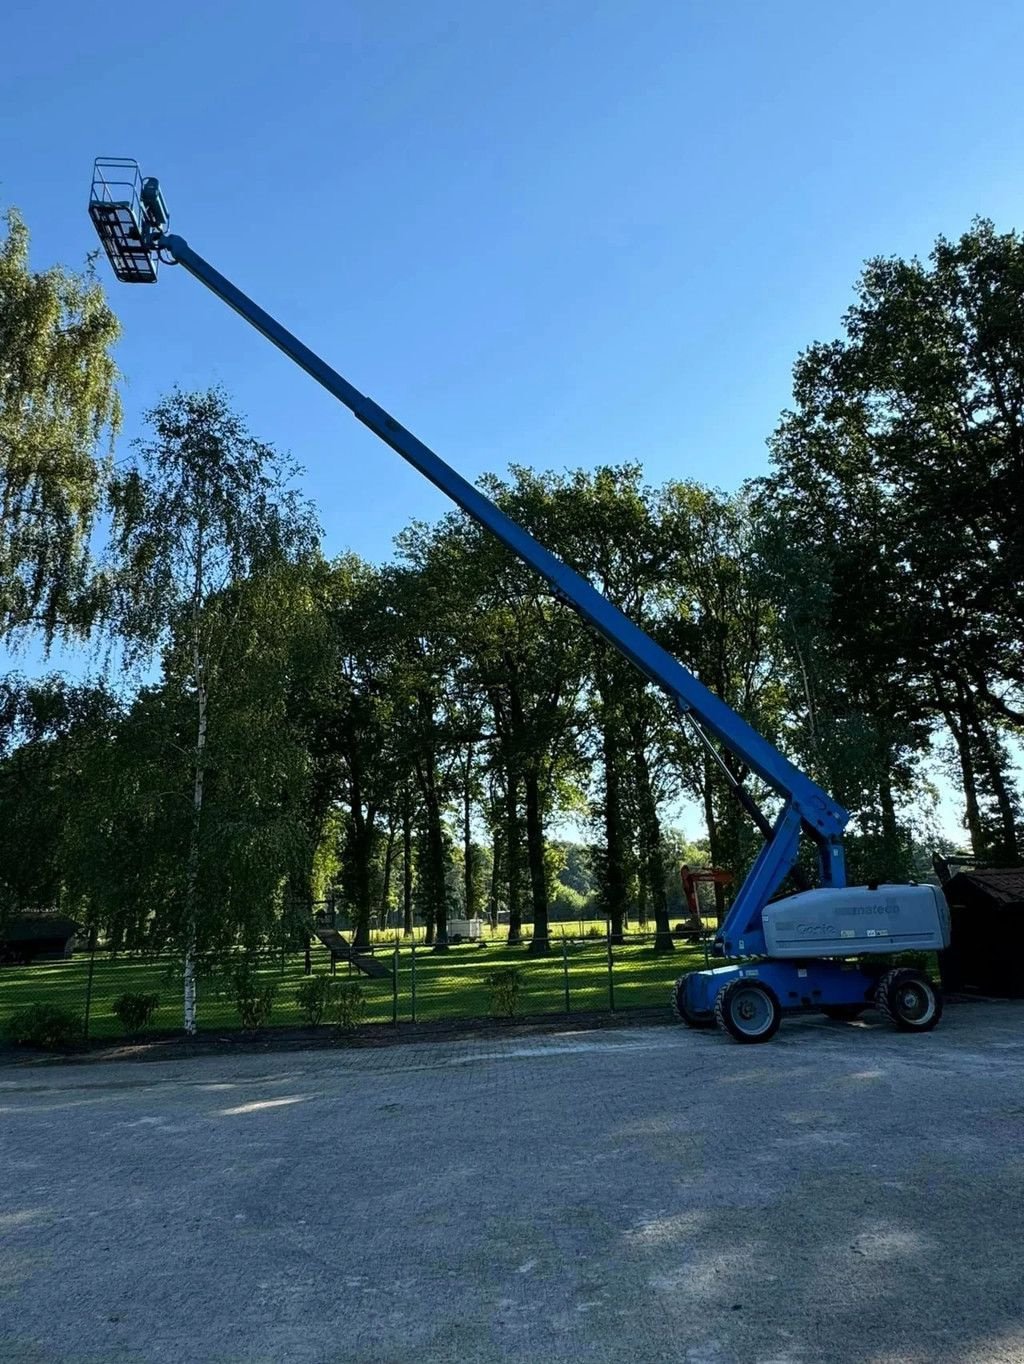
xmin=88 ymin=159 xmax=950 ymax=1042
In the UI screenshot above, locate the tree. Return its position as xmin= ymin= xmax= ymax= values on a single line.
xmin=0 ymin=209 xmax=121 ymax=644
xmin=106 ymin=388 xmax=317 ymax=1032
xmin=526 ymin=466 xmax=679 ymax=949
xmin=440 ymin=474 xmax=589 ymax=954
xmin=658 ymin=484 xmax=789 ymax=902
xmin=386 ymin=559 xmax=473 ymax=950
xmin=761 ymin=219 xmax=1024 ymax=863
xmin=0 ymin=676 xmax=122 ymax=925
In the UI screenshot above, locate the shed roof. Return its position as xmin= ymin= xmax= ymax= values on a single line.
xmin=946 ymin=868 xmax=1024 ymax=909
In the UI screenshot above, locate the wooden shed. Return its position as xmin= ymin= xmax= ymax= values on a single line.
xmin=939 ymin=867 xmax=1024 ymax=997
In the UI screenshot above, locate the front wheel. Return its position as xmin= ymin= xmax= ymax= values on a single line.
xmin=875 ymin=968 xmax=943 ymax=1032
xmin=714 ymin=979 xmax=781 ymax=1044
xmin=671 ymin=976 xmax=714 ymax=1028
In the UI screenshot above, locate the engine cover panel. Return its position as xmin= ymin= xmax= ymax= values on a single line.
xmin=761 ymin=883 xmax=950 ymax=957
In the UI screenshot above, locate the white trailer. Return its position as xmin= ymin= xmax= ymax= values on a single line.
xmin=447 ymin=918 xmax=483 ymax=942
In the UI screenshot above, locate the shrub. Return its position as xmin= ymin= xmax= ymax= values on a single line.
xmin=4 ymin=1003 xmax=83 ymax=1050
xmin=295 ymin=975 xmax=336 ymax=1027
xmin=112 ymin=992 xmax=160 ymax=1035
xmin=329 ymin=981 xmax=365 ymax=1032
xmin=488 ymin=966 xmax=522 ymax=1018
xmin=228 ymin=962 xmax=276 ymax=1031
xmin=585 ymin=925 xmax=604 ymax=940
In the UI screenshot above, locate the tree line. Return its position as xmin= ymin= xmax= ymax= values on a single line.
xmin=0 ymin=206 xmax=1020 ymax=1027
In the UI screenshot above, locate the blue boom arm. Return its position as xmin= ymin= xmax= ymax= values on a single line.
xmin=87 ymin=161 xmax=848 ymax=952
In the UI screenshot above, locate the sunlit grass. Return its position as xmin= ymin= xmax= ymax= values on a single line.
xmin=0 ymin=933 xmax=708 ymax=1039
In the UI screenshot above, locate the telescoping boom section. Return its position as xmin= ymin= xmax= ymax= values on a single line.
xmin=88 ymin=159 xmax=950 ymax=1041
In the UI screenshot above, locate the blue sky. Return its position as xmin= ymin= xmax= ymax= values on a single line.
xmin=3 ymin=0 xmax=1023 ymax=835
xmin=6 ymin=0 xmax=1024 ymax=559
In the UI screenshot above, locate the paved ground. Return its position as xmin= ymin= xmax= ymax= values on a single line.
xmin=1 ymin=1002 xmax=1022 ymax=1364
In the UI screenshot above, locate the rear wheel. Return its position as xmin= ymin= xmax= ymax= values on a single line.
xmin=714 ymin=979 xmax=781 ymax=1044
xmin=821 ymin=1004 xmax=865 ymax=1021
xmin=875 ymin=968 xmax=943 ymax=1032
xmin=671 ymin=976 xmax=714 ymax=1028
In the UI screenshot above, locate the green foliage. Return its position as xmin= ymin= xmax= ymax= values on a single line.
xmin=111 ymin=992 xmax=160 ymax=1035
xmin=760 ymin=218 xmax=1024 ymax=863
xmin=0 ymin=678 xmax=135 ymax=937
xmin=106 ymin=387 xmax=318 ymax=659
xmin=295 ymin=974 xmax=336 ymax=1026
xmin=329 ymin=981 xmax=365 ymax=1031
xmin=487 ymin=966 xmax=522 ymax=1017
xmin=4 ymin=1002 xmax=82 ymax=1049
xmin=86 ymin=392 xmax=321 ymax=980
xmin=0 ymin=208 xmax=121 ymax=645
xmin=550 ymin=882 xmax=587 ymax=920
xmin=227 ymin=962 xmax=277 ymax=1031
xmin=2 ymin=217 xmax=1022 ymax=979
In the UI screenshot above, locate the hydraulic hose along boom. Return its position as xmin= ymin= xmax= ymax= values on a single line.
xmin=88 ymin=159 xmax=950 ymax=1042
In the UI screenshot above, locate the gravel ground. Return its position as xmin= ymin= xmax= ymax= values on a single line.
xmin=1 ymin=1000 xmax=1022 ymax=1364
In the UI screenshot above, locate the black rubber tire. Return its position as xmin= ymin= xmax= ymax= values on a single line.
xmin=714 ymin=979 xmax=782 ymax=1044
xmin=821 ymin=1004 xmax=866 ymax=1021
xmin=671 ymin=976 xmax=715 ymax=1029
xmin=875 ymin=968 xmax=943 ymax=1032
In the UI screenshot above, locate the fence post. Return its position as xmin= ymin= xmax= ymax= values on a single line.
xmin=606 ymin=926 xmax=615 ymax=1012
xmin=562 ymin=937 xmax=570 ymax=1013
xmin=410 ymin=939 xmax=417 ymax=1023
xmin=392 ymin=944 xmax=399 ymax=1025
xmin=82 ymin=927 xmax=98 ymax=1041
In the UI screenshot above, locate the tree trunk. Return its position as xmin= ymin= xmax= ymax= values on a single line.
xmin=344 ymin=733 xmax=376 ymax=948
xmin=424 ymin=786 xmax=449 ymax=950
xmin=505 ymin=772 xmax=523 ymax=945
xmin=463 ymin=749 xmax=477 ymax=919
xmin=489 ymin=823 xmax=503 ymax=930
xmin=402 ymin=791 xmax=414 ymax=937
xmin=350 ymin=817 xmax=375 ymax=949
xmin=878 ymin=771 xmax=898 ymax=848
xmin=600 ymin=691 xmax=628 ymax=944
xmin=632 ymin=722 xmax=673 ymax=953
xmin=182 ymin=629 xmax=208 ymax=1035
xmin=878 ymin=768 xmax=902 ymax=876
xmin=703 ymin=756 xmax=727 ymax=922
xmin=937 ymin=677 xmax=985 ymax=856
xmin=379 ymin=819 xmax=397 ymax=931
xmin=971 ymin=721 xmax=1021 ymax=862
xmin=413 ymin=742 xmax=449 ymax=951
xmin=416 ymin=827 xmax=436 ymax=945
xmin=524 ymin=767 xmax=550 ymax=954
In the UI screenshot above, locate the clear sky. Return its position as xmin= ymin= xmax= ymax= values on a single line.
xmin=3 ymin=0 xmax=1022 ymax=836
xmin=6 ymin=0 xmax=1024 ymax=559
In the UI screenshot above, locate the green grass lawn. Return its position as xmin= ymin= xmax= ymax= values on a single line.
xmin=0 ymin=934 xmax=709 ymax=1041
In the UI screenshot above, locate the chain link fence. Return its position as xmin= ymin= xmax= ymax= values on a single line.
xmin=0 ymin=923 xmax=715 ymax=1046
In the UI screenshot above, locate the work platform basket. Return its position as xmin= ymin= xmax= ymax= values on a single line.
xmin=88 ymin=158 xmax=163 ymax=283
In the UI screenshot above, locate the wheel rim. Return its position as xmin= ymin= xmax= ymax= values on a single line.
xmin=896 ymin=981 xmax=934 ymax=1024
xmin=729 ymin=986 xmax=774 ymax=1036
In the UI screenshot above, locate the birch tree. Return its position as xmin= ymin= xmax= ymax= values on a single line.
xmin=107 ymin=388 xmax=317 ymax=1032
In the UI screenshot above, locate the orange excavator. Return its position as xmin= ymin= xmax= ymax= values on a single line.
xmin=681 ymin=865 xmax=734 ymax=931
